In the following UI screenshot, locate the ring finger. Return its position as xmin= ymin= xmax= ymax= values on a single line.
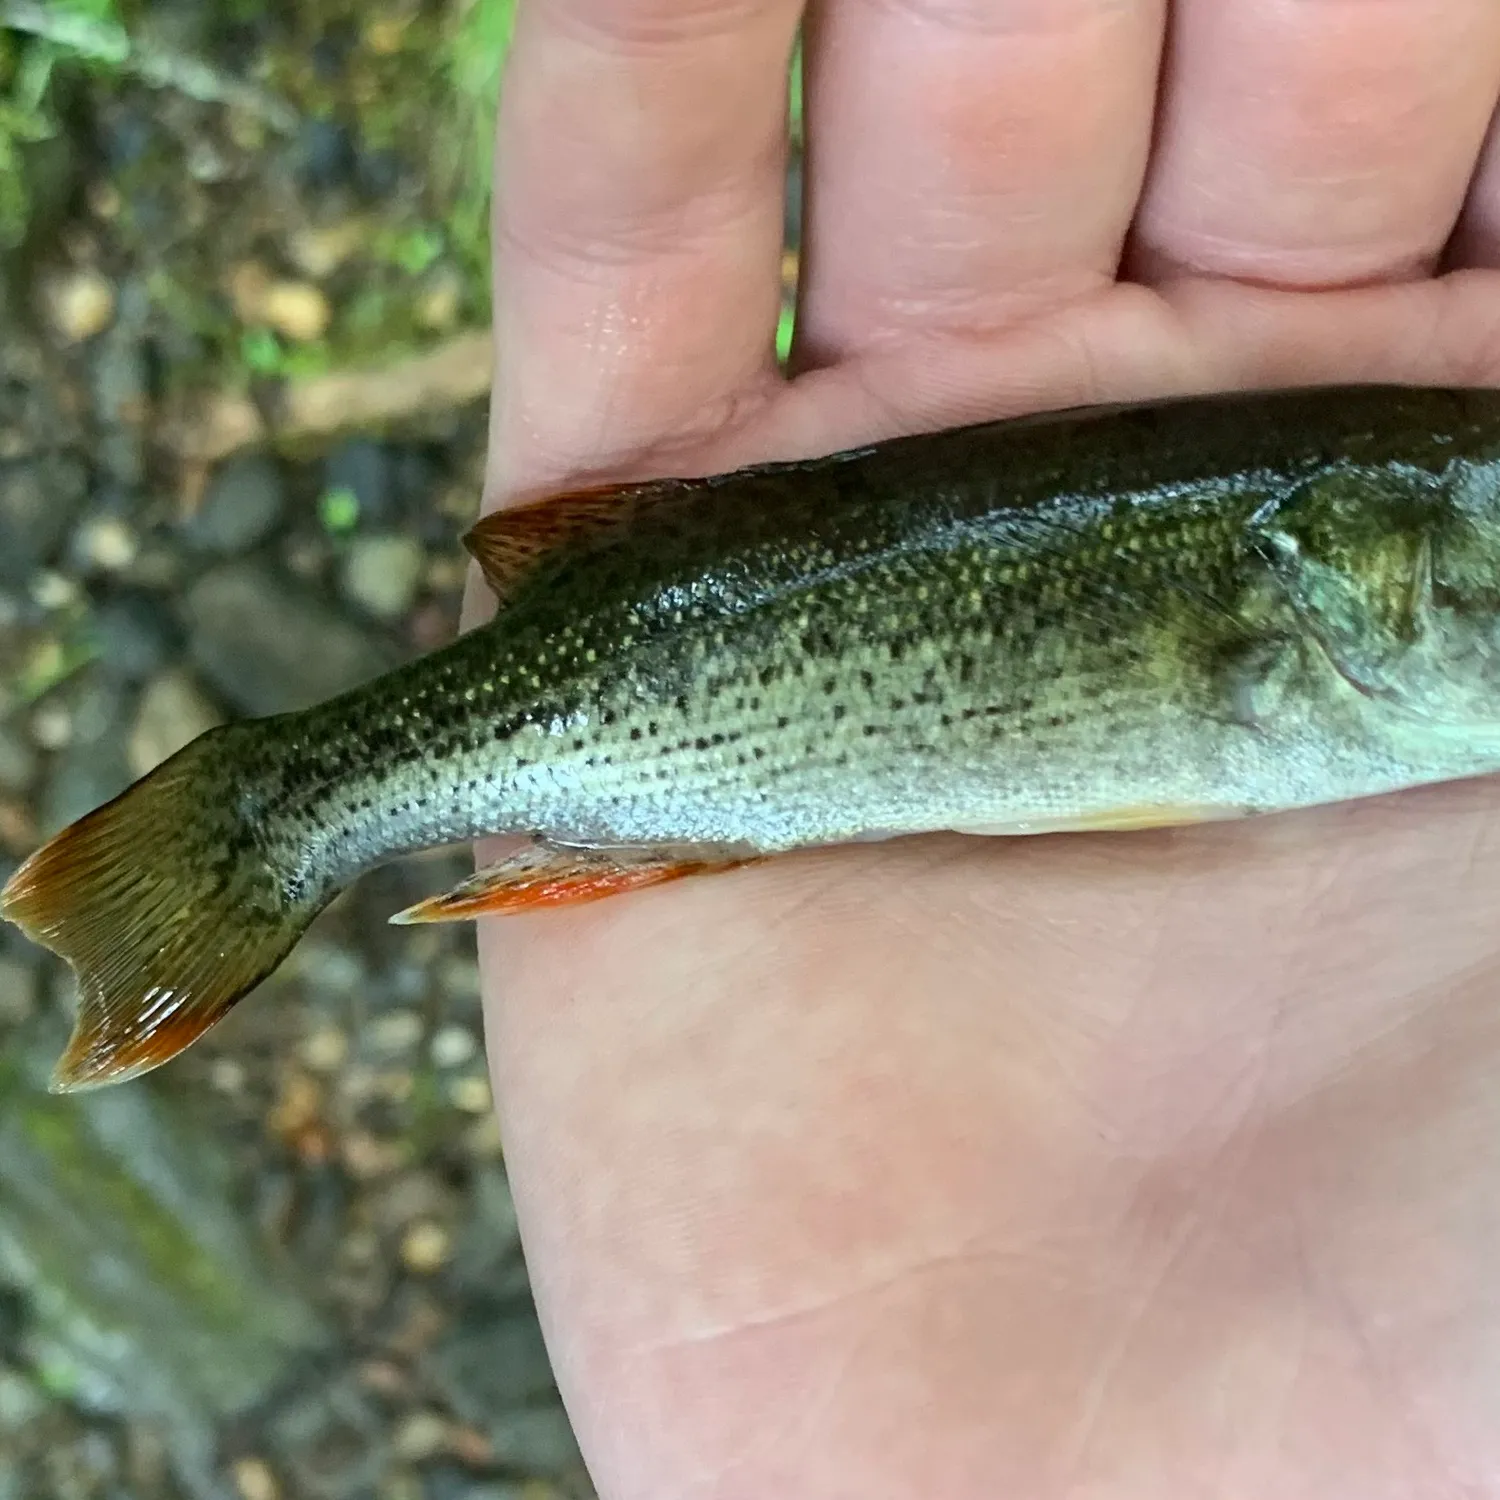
xmin=1131 ymin=0 xmax=1500 ymax=288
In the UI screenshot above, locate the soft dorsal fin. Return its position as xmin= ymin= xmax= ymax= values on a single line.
xmin=463 ymin=479 xmax=682 ymax=600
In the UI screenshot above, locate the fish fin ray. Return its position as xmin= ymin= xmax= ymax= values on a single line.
xmin=463 ymin=479 xmax=689 ymax=600
xmin=957 ymin=803 xmax=1250 ymax=835
xmin=1 ymin=729 xmax=324 ymax=1092
xmin=390 ymin=840 xmax=758 ymax=923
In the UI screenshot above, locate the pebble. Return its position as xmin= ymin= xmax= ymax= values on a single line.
xmin=449 ymin=1076 xmax=492 ymax=1115
xmin=439 ymin=957 xmax=481 ymax=1002
xmin=484 ymin=1408 xmax=583 ymax=1478
xmin=228 ymin=261 xmax=272 ymax=324
xmin=414 ymin=267 xmax=463 ymax=332
xmin=127 ymin=669 xmax=222 ymax=777
xmin=261 ymin=281 xmax=331 ymax=342
xmin=186 ymin=136 xmax=231 ymax=184
xmin=430 ymin=1024 xmax=477 ymax=1069
xmin=324 ymin=438 xmax=393 ymax=524
xmin=341 ymin=534 xmax=425 ymax=620
xmin=269 ymin=1071 xmax=322 ymax=1140
xmin=290 ymin=939 xmax=365 ymax=996
xmin=88 ymin=181 xmax=122 ymax=220
xmin=299 ymin=1024 xmax=349 ymax=1073
xmin=0 ymin=1371 xmax=45 ymax=1432
xmin=0 ymin=725 xmax=37 ymax=794
xmin=232 ymin=1456 xmax=280 ymax=1500
xmin=463 ymin=1114 xmax=504 ymax=1160
xmin=94 ymin=591 xmax=179 ymax=683
xmin=187 ymin=452 xmax=286 ymax=553
xmin=29 ymin=571 xmax=78 ymax=611
xmin=66 ymin=675 xmax=128 ymax=746
xmin=369 ymin=1009 xmax=423 ymax=1054
xmin=424 ymin=554 xmax=468 ymax=595
xmin=365 ymin=9 xmax=414 ymax=54
xmin=357 ymin=148 xmax=402 ymax=200
xmin=91 ymin=283 xmax=149 ymax=487
xmin=287 ymin=219 xmax=366 ymax=280
xmin=0 ymin=453 xmax=88 ymax=585
xmin=297 ymin=118 xmax=357 ymax=190
xmin=375 ymin=1070 xmax=414 ymax=1103
xmin=0 ymin=797 xmax=37 ymax=855
xmin=74 ymin=515 xmax=138 ymax=572
xmin=0 ymin=955 xmax=37 ymax=1025
xmin=184 ymin=559 xmax=398 ymax=714
xmin=357 ymin=1359 xmax=406 ymax=1397
xmin=342 ymin=1132 xmax=405 ymax=1180
xmin=30 ymin=702 xmax=72 ymax=750
xmin=393 ymin=1411 xmax=448 ymax=1463
xmin=432 ymin=1317 xmax=558 ymax=1416
xmin=45 ymin=268 xmax=116 ymax=343
xmin=211 ymin=1058 xmax=247 ymax=1093
xmin=400 ymin=1220 xmax=451 ymax=1274
xmin=40 ymin=734 xmax=133 ymax=834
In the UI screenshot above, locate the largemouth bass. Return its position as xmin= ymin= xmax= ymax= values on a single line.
xmin=9 ymin=384 xmax=1500 ymax=1091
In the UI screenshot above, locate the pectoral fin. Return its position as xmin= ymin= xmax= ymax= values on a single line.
xmin=389 ymin=840 xmax=760 ymax=923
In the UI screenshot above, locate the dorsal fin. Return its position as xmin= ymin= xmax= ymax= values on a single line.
xmin=463 ymin=479 xmax=682 ymax=600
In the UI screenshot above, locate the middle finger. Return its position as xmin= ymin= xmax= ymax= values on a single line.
xmin=1131 ymin=0 xmax=1500 ymax=288
xmin=794 ymin=0 xmax=1166 ymax=367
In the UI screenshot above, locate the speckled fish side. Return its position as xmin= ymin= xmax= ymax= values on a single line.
xmin=11 ymin=384 xmax=1500 ymax=1090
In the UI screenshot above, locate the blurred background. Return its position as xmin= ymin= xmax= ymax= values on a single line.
xmin=0 ymin=2 xmax=802 ymax=1496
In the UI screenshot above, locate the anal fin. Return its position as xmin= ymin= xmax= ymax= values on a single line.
xmin=390 ymin=840 xmax=758 ymax=924
xmin=955 ymin=802 xmax=1248 ymax=835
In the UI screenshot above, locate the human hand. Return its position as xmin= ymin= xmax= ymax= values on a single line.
xmin=477 ymin=4 xmax=1500 ymax=1496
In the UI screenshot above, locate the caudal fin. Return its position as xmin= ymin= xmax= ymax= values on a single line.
xmin=2 ymin=728 xmax=322 ymax=1092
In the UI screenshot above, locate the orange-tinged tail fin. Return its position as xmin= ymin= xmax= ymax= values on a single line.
xmin=1 ymin=728 xmax=323 ymax=1092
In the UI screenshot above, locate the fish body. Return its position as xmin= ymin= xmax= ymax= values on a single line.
xmin=11 ymin=384 xmax=1500 ymax=1088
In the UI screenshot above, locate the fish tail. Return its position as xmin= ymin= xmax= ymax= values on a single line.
xmin=1 ymin=725 xmax=326 ymax=1093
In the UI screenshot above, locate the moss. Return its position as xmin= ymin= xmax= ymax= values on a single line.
xmin=18 ymin=1099 xmax=258 ymax=1336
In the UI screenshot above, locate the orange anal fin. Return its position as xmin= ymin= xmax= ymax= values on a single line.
xmin=389 ymin=843 xmax=758 ymax=924
xmin=464 ymin=478 xmax=687 ymax=600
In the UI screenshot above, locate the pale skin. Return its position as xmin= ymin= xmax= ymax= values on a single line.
xmin=473 ymin=3 xmax=1500 ymax=1496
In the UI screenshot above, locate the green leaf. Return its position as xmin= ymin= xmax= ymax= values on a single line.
xmin=239 ymin=327 xmax=283 ymax=376
xmin=319 ymin=486 xmax=360 ymax=535
xmin=788 ymin=37 xmax=803 ymax=142
xmin=775 ymin=304 xmax=796 ymax=365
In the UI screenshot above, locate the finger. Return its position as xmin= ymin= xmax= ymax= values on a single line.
xmin=793 ymin=0 xmax=1165 ymax=366
xmin=486 ymin=0 xmax=800 ymax=502
xmin=758 ymin=270 xmax=1500 ymax=455
xmin=1450 ymin=105 xmax=1500 ymax=268
xmin=1131 ymin=0 xmax=1500 ymax=287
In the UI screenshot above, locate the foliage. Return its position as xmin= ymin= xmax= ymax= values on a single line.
xmin=441 ymin=0 xmax=517 ymax=309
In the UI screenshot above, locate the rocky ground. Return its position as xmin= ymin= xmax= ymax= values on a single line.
xmin=0 ymin=2 xmax=769 ymax=1496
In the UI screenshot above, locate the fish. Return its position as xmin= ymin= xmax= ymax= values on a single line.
xmin=9 ymin=383 xmax=1500 ymax=1092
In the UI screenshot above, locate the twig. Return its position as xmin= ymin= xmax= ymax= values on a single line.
xmin=167 ymin=329 xmax=495 ymax=465
xmin=0 ymin=0 xmax=298 ymax=133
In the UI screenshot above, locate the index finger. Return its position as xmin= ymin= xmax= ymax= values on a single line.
xmin=486 ymin=0 xmax=800 ymax=503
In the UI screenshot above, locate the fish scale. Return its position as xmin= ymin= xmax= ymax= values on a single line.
xmin=10 ymin=384 xmax=1500 ymax=1089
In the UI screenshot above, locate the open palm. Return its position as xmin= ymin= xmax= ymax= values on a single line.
xmin=476 ymin=4 xmax=1500 ymax=1496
